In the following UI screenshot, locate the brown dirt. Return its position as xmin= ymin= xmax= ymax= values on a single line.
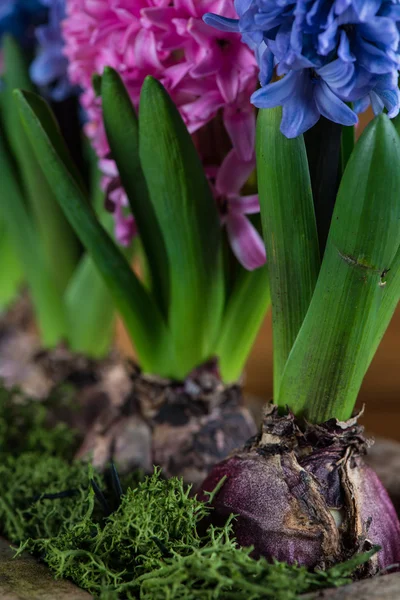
xmin=75 ymin=360 xmax=257 ymax=489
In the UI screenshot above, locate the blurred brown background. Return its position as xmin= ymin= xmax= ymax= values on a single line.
xmin=117 ymin=108 xmax=400 ymax=442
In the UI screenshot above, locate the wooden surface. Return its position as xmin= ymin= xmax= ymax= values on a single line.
xmin=303 ymin=572 xmax=400 ymax=599
xmin=0 ymin=538 xmax=91 ymax=600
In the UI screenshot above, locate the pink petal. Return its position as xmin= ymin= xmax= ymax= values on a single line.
xmin=224 ymin=105 xmax=256 ymax=162
xmin=140 ymin=8 xmax=176 ymax=31
xmin=180 ymin=91 xmax=223 ymax=131
xmin=190 ymin=48 xmax=220 ymax=78
xmin=216 ymin=149 xmax=255 ymax=196
xmin=133 ymin=29 xmax=163 ymax=71
xmin=229 ymin=194 xmax=260 ymax=216
xmin=226 ymin=213 xmax=266 ymax=271
xmin=209 ymin=0 xmax=238 ymax=19
xmin=175 ymin=0 xmax=197 ymax=16
xmin=187 ymin=16 xmax=218 ymax=44
xmin=217 ymin=64 xmax=240 ymax=104
xmin=115 ymin=206 xmax=137 ymax=247
xmin=99 ymin=158 xmax=118 ymax=178
xmin=163 ymin=62 xmax=192 ymax=88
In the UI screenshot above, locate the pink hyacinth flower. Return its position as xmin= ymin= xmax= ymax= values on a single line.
xmin=63 ymin=0 xmax=264 ymax=269
xmin=215 ymin=150 xmax=266 ymax=271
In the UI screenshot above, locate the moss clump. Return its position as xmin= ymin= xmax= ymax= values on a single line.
xmin=14 ymin=470 xmax=376 ymax=600
xmin=0 ymin=384 xmax=377 ymax=599
xmin=0 ymin=384 xmax=78 ymax=459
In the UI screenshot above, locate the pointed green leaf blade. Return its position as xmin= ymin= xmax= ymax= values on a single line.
xmin=279 ymin=115 xmax=400 ymax=423
xmin=2 ymin=35 xmax=79 ymax=292
xmin=341 ymin=124 xmax=355 ymax=174
xmin=0 ymin=224 xmax=24 ymax=312
xmin=65 ymin=158 xmax=137 ymax=358
xmin=15 ymin=89 xmax=172 ymax=375
xmin=217 ymin=265 xmax=270 ymax=383
xmin=256 ymin=107 xmax=320 ymax=399
xmin=64 ymin=165 xmax=120 ymax=358
xmin=139 ymin=77 xmax=224 ymax=378
xmin=101 ymin=67 xmax=169 ymax=316
xmin=64 ymin=254 xmax=114 ymax=357
xmin=0 ymin=126 xmax=67 ymax=345
xmin=365 ymin=115 xmax=400 ymax=366
xmin=365 ymin=244 xmax=400 ymax=368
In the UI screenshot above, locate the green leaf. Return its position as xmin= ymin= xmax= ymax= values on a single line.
xmin=217 ymin=265 xmax=270 ymax=383
xmin=0 ymin=124 xmax=67 ymax=345
xmin=341 ymin=124 xmax=355 ymax=174
xmin=15 ymin=89 xmax=172 ymax=375
xmin=65 ymin=157 xmax=136 ymax=358
xmin=365 ymin=243 xmax=400 ymax=368
xmin=364 ymin=116 xmax=400 ymax=366
xmin=64 ymin=164 xmax=120 ymax=358
xmin=139 ymin=77 xmax=224 ymax=378
xmin=64 ymin=254 xmax=115 ymax=358
xmin=279 ymin=115 xmax=400 ymax=423
xmin=0 ymin=223 xmax=24 ymax=312
xmin=101 ymin=67 xmax=169 ymax=316
xmin=256 ymin=107 xmax=320 ymax=399
xmin=2 ymin=35 xmax=79 ymax=292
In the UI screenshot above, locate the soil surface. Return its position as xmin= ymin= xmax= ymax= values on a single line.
xmin=0 ymin=537 xmax=92 ymax=600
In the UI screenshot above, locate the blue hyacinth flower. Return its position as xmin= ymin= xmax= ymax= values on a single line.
xmin=30 ymin=0 xmax=72 ymax=101
xmin=0 ymin=0 xmax=46 ymax=46
xmin=0 ymin=0 xmax=72 ymax=102
xmin=204 ymin=0 xmax=400 ymax=138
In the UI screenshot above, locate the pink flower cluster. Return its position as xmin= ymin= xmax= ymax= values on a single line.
xmin=63 ymin=0 xmax=266 ymax=270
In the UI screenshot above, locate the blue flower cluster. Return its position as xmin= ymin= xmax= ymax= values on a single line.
xmin=204 ymin=1 xmax=400 ymax=138
xmin=0 ymin=0 xmax=46 ymax=46
xmin=0 ymin=0 xmax=72 ymax=101
xmin=30 ymin=0 xmax=71 ymax=101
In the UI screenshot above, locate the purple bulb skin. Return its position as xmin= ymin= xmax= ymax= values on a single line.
xmin=199 ymin=405 xmax=400 ymax=573
xmin=343 ymin=457 xmax=400 ymax=572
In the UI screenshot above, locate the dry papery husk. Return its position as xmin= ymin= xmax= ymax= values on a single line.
xmin=199 ymin=404 xmax=400 ymax=575
xmin=0 ymin=293 xmax=39 ymax=392
xmin=75 ymin=360 xmax=257 ymax=489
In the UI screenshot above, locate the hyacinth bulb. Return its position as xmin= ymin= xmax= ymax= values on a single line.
xmin=199 ymin=405 xmax=400 ymax=573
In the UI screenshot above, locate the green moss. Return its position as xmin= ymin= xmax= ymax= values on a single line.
xmin=0 ymin=384 xmax=78 ymax=459
xmin=0 ymin=384 xmax=377 ymax=599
